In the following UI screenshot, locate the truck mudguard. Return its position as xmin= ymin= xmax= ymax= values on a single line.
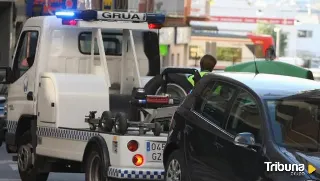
xmin=83 ymin=135 xmax=110 ymax=177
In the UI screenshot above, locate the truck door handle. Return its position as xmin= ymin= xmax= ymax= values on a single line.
xmin=27 ymin=91 xmax=33 ymax=101
xmin=8 ymin=105 xmax=14 ymax=110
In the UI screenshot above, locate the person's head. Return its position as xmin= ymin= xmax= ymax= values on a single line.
xmin=200 ymin=54 xmax=217 ymax=72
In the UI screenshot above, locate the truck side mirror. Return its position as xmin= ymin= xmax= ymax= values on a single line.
xmin=0 ymin=67 xmax=13 ymax=84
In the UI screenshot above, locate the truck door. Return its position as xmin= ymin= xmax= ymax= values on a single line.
xmin=7 ymin=27 xmax=40 ymax=121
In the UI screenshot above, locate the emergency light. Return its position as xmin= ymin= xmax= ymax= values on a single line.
xmin=55 ymin=10 xmax=165 ymax=28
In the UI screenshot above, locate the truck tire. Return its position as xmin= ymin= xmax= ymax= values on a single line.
xmin=100 ymin=111 xmax=113 ymax=132
xmin=144 ymin=74 xmax=192 ymax=98
xmin=152 ymin=122 xmax=161 ymax=136
xmin=17 ymin=131 xmax=49 ymax=181
xmin=85 ymin=145 xmax=108 ymax=181
xmin=114 ymin=112 xmax=128 ymax=135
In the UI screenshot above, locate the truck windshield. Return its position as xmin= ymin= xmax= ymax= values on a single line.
xmin=267 ymin=98 xmax=320 ymax=151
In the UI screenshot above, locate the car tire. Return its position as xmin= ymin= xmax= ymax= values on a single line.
xmin=165 ymin=150 xmax=187 ymax=181
xmin=144 ymin=74 xmax=192 ymax=97
xmin=18 ymin=131 xmax=49 ymax=181
xmin=85 ymin=145 xmax=108 ymax=181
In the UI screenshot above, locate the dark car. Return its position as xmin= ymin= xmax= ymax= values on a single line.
xmin=163 ymin=72 xmax=320 ymax=181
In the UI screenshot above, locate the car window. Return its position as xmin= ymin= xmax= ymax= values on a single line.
xmin=267 ymin=99 xmax=320 ymax=149
xmin=197 ymin=81 xmax=236 ymax=126
xmin=226 ymin=90 xmax=262 ymax=142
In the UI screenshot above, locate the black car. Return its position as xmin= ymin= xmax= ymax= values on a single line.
xmin=163 ymin=72 xmax=320 ymax=181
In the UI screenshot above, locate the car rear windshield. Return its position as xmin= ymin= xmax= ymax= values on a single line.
xmin=78 ymin=32 xmax=122 ymax=56
xmin=267 ymin=98 xmax=320 ymax=151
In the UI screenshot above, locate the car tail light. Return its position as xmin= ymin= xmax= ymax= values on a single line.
xmin=62 ymin=19 xmax=77 ymax=26
xmin=148 ymin=23 xmax=162 ymax=29
xmin=132 ymin=154 xmax=144 ymax=166
xmin=127 ymin=140 xmax=139 ymax=152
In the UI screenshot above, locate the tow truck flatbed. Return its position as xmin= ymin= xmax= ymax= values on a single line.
xmin=58 ymin=127 xmax=168 ymax=137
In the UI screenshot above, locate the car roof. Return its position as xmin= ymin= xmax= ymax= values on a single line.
xmin=212 ymin=72 xmax=320 ymax=98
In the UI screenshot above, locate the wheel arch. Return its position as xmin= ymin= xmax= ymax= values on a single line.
xmin=15 ymin=114 xmax=37 ymax=148
xmin=163 ymin=142 xmax=179 ymax=168
xmin=83 ymin=135 xmax=111 ymax=177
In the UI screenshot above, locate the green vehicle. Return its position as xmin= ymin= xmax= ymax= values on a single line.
xmin=224 ymin=60 xmax=314 ymax=80
xmin=224 ymin=46 xmax=314 ymax=80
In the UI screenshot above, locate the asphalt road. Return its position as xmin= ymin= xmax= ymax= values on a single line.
xmin=0 ymin=144 xmax=85 ymax=181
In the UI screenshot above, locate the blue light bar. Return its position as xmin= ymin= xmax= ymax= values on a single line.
xmin=55 ymin=10 xmax=165 ymax=24
xmin=55 ymin=10 xmax=97 ymax=21
xmin=55 ymin=11 xmax=75 ymax=17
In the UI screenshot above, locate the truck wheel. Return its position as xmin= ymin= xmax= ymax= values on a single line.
xmin=85 ymin=146 xmax=108 ymax=181
xmin=165 ymin=150 xmax=186 ymax=181
xmin=114 ymin=112 xmax=128 ymax=135
xmin=18 ymin=131 xmax=49 ymax=181
xmin=144 ymin=74 xmax=191 ymax=98
xmin=152 ymin=122 xmax=161 ymax=136
xmin=100 ymin=111 xmax=113 ymax=132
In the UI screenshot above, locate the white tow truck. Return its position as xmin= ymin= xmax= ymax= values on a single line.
xmin=0 ymin=10 xmax=201 ymax=181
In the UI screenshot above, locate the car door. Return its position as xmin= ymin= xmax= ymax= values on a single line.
xmin=216 ymin=89 xmax=265 ymax=181
xmin=7 ymin=28 xmax=40 ymax=122
xmin=184 ymin=80 xmax=238 ymax=181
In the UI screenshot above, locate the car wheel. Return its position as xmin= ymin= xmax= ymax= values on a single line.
xmin=85 ymin=146 xmax=108 ymax=181
xmin=18 ymin=131 xmax=49 ymax=181
xmin=165 ymin=150 xmax=186 ymax=181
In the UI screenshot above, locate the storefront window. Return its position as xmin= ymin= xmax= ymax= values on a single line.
xmin=217 ymin=47 xmax=242 ymax=62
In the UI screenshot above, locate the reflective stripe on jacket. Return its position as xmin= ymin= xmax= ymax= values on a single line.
xmin=187 ymin=71 xmax=209 ymax=86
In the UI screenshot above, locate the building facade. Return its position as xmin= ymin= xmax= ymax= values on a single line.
xmin=191 ymin=0 xmax=320 ymax=58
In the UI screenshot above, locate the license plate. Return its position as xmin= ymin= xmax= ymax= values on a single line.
xmin=146 ymin=141 xmax=166 ymax=162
